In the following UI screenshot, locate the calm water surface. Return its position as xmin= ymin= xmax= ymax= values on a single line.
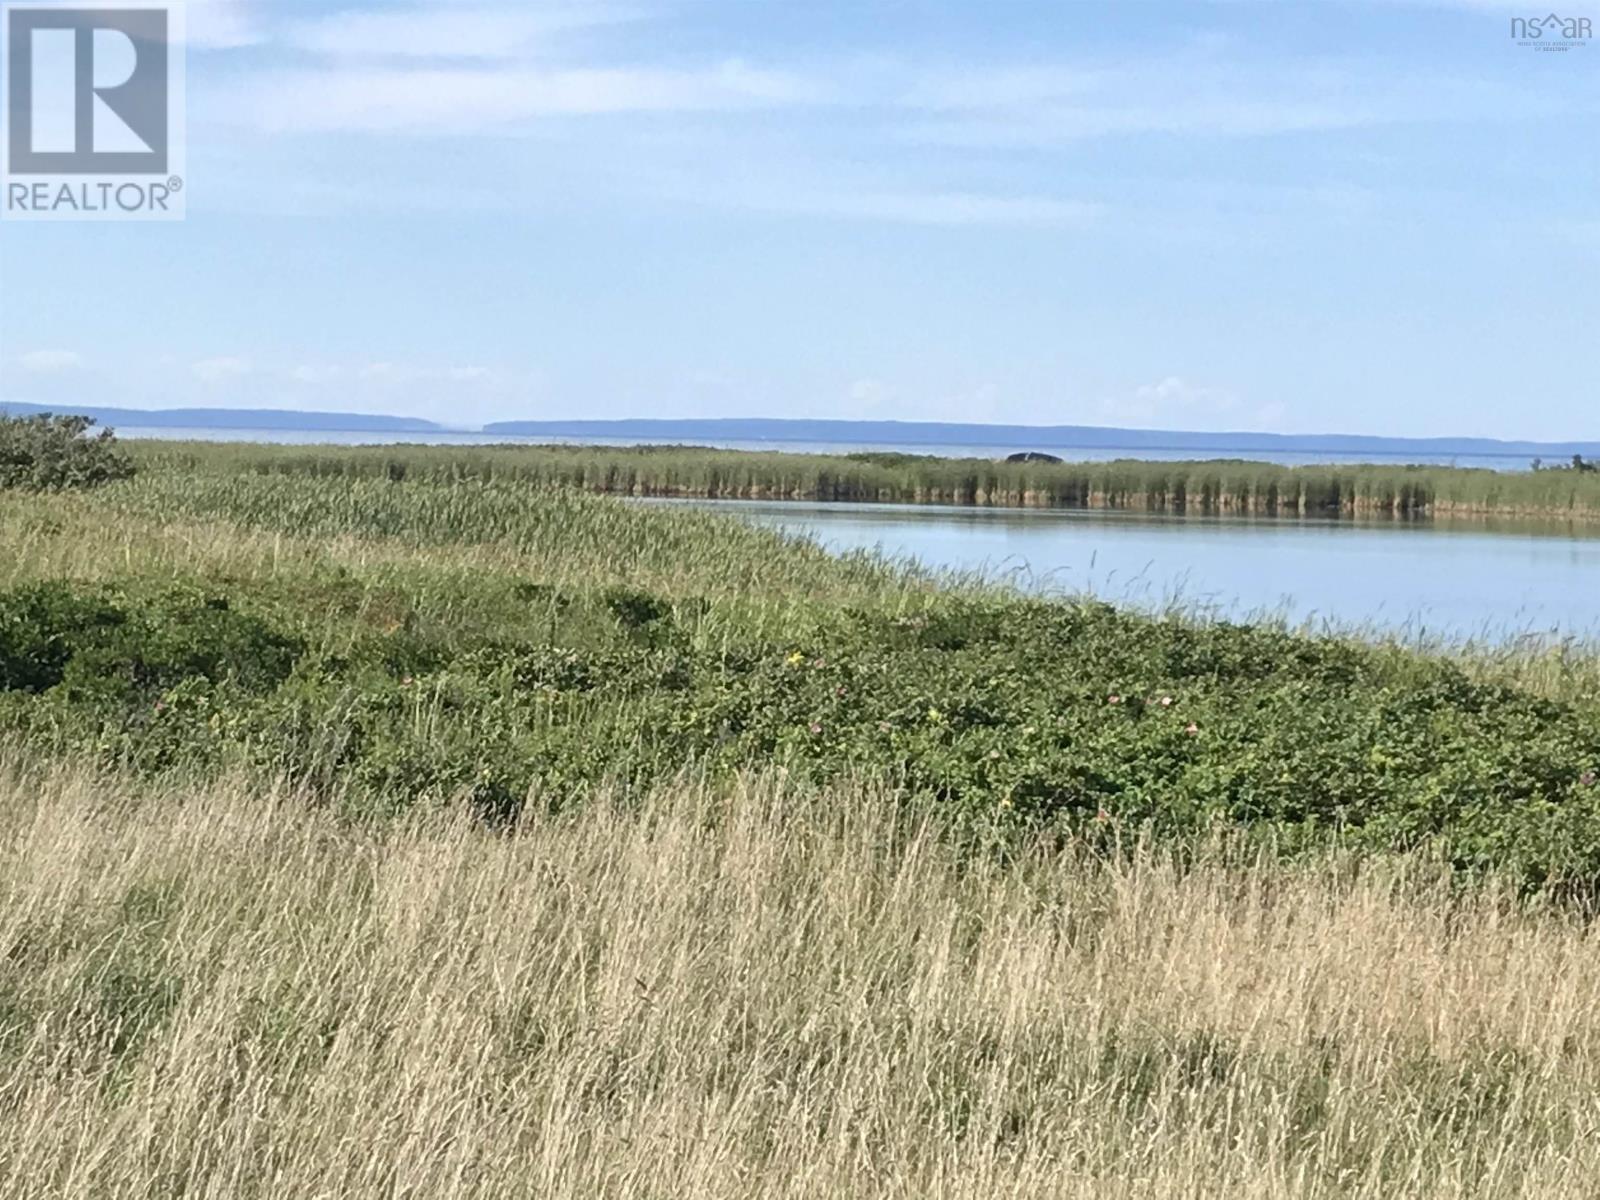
xmin=654 ymin=499 xmax=1600 ymax=643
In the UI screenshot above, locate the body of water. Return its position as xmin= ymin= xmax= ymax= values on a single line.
xmin=652 ymin=499 xmax=1600 ymax=643
xmin=121 ymin=426 xmax=1596 ymax=640
xmin=116 ymin=427 xmax=1545 ymax=472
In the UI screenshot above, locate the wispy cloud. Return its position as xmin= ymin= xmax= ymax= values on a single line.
xmin=358 ymin=362 xmax=500 ymax=385
xmin=283 ymin=4 xmax=642 ymax=61
xmin=187 ymin=0 xmax=266 ymax=50
xmin=1100 ymin=377 xmax=1288 ymax=431
xmin=757 ymin=189 xmax=1101 ymax=229
xmin=223 ymin=60 xmax=826 ymax=134
xmin=846 ymin=378 xmax=895 ymax=412
xmin=17 ymin=350 xmax=86 ymax=373
xmin=191 ymin=356 xmax=253 ymax=383
xmin=892 ymin=50 xmax=1569 ymax=148
xmin=289 ymin=364 xmax=345 ymax=385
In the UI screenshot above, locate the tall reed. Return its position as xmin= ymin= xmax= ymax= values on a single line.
xmin=126 ymin=441 xmax=1600 ymax=522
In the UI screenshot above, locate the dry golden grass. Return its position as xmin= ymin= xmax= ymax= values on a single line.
xmin=1 ymin=762 xmax=1598 ymax=1197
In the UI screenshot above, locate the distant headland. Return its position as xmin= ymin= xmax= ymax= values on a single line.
xmin=3 ymin=401 xmax=1597 ymax=461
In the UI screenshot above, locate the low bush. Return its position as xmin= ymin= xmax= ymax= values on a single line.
xmin=0 ymin=413 xmax=135 ymax=491
xmin=2 ymin=579 xmax=1598 ymax=890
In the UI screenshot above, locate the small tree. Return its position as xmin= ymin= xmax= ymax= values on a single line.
xmin=0 ymin=413 xmax=135 ymax=491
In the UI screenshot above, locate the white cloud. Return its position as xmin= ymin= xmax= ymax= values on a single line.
xmin=1137 ymin=376 xmax=1238 ymax=409
xmin=766 ymin=190 xmax=1100 ymax=229
xmin=914 ymin=100 xmax=1374 ymax=146
xmin=18 ymin=350 xmax=85 ymax=373
xmin=191 ymin=356 xmax=253 ymax=383
xmin=847 ymin=378 xmax=895 ymax=411
xmin=1102 ymin=377 xmax=1251 ymax=428
xmin=825 ymin=379 xmax=1011 ymax=424
xmin=187 ymin=0 xmax=265 ymax=50
xmin=285 ymin=5 xmax=640 ymax=61
xmin=1255 ymin=401 xmax=1289 ymax=427
xmin=359 ymin=362 xmax=497 ymax=385
xmin=226 ymin=61 xmax=824 ymax=134
xmin=893 ymin=44 xmax=1577 ymax=149
xmin=290 ymin=364 xmax=344 ymax=385
xmin=1100 ymin=378 xmax=1288 ymax=432
xmin=900 ymin=65 xmax=1110 ymax=114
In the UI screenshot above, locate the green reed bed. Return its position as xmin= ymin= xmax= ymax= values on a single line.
xmin=128 ymin=439 xmax=1600 ymax=521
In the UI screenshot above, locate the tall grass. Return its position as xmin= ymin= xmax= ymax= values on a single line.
xmin=4 ymin=762 xmax=1600 ymax=1197
xmin=0 ymin=474 xmax=944 ymax=611
xmin=128 ymin=441 xmax=1600 ymax=521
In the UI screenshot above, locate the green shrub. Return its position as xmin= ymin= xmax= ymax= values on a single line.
xmin=0 ymin=413 xmax=135 ymax=491
xmin=3 ymin=577 xmax=1600 ymax=891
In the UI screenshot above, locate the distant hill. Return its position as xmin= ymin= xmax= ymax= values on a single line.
xmin=0 ymin=401 xmax=447 ymax=434
xmin=482 ymin=417 xmax=1600 ymax=461
xmin=4 ymin=402 xmax=1595 ymax=461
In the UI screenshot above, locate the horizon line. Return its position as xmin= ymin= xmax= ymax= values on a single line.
xmin=2 ymin=400 xmax=1598 ymax=452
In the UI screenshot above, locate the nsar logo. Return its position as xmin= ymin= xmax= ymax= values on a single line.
xmin=1510 ymin=12 xmax=1592 ymax=50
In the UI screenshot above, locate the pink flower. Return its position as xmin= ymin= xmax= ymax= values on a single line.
xmin=1159 ymin=696 xmax=1174 ymax=708
xmin=809 ymin=722 xmax=823 ymax=735
xmin=153 ymin=701 xmax=166 ymax=713
xmin=1583 ymin=771 xmax=1598 ymax=788
xmin=1185 ymin=723 xmax=1200 ymax=736
xmin=1096 ymin=808 xmax=1111 ymax=822
xmin=401 ymin=676 xmax=414 ymax=687
xmin=1108 ymin=695 xmax=1122 ymax=706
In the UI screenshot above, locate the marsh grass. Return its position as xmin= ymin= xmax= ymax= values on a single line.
xmin=127 ymin=440 xmax=1600 ymax=522
xmin=2 ymin=763 xmax=1599 ymax=1197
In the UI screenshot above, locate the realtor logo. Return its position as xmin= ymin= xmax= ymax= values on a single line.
xmin=2 ymin=2 xmax=186 ymax=220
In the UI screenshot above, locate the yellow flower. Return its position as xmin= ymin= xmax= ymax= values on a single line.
xmin=786 ymin=651 xmax=806 ymax=668
xmin=927 ymin=707 xmax=944 ymax=723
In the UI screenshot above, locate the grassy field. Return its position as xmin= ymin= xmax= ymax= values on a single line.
xmin=130 ymin=439 xmax=1600 ymax=521
xmin=4 ymin=441 xmax=1600 ymax=1194
xmin=5 ymin=767 xmax=1600 ymax=1198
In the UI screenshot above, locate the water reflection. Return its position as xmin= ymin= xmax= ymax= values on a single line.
xmin=654 ymin=499 xmax=1600 ymax=643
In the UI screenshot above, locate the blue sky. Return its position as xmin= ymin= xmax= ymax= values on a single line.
xmin=1 ymin=0 xmax=1596 ymax=436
